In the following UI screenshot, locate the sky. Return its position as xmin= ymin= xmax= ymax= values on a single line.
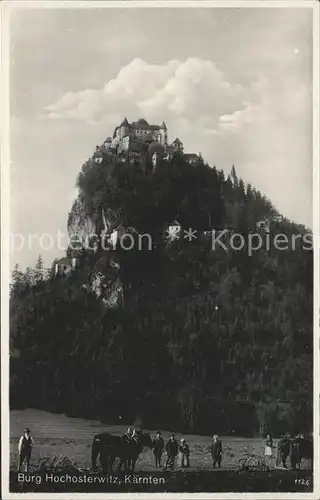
xmin=9 ymin=6 xmax=313 ymax=269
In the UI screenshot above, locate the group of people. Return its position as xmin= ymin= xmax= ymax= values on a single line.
xmin=264 ymin=431 xmax=307 ymax=468
xmin=121 ymin=427 xmax=222 ymax=470
xmin=18 ymin=425 xmax=222 ymax=473
xmin=17 ymin=425 xmax=311 ymax=474
xmin=153 ymin=432 xmax=190 ymax=470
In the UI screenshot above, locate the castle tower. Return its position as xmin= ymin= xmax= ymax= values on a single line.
xmin=172 ymin=137 xmax=184 ymax=152
xmin=159 ymin=121 xmax=168 ymax=146
xmin=120 ymin=117 xmax=129 ymax=140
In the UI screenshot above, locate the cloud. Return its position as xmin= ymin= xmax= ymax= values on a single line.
xmin=42 ymin=57 xmax=312 ymax=229
xmin=10 ymin=8 xmax=313 ymax=273
xmin=43 ymin=58 xmax=247 ymax=128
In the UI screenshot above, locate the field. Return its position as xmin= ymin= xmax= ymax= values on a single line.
xmin=9 ymin=409 xmax=313 ymax=493
xmin=10 ymin=408 xmax=277 ymax=470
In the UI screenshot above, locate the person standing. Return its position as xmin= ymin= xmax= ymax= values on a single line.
xmin=290 ymin=432 xmax=301 ymax=470
xmin=276 ymin=432 xmax=292 ymax=468
xmin=179 ymin=438 xmax=190 ymax=468
xmin=276 ymin=433 xmax=285 ymax=466
xmin=18 ymin=428 xmax=34 ymax=472
xmin=210 ymin=434 xmax=222 ymax=468
xmin=265 ymin=433 xmax=273 ymax=457
xmin=152 ymin=431 xmax=165 ymax=468
xmin=164 ymin=434 xmax=179 ymax=471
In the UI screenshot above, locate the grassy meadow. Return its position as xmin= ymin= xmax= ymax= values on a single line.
xmin=8 ymin=409 xmax=313 ymax=493
xmin=10 ymin=408 xmax=283 ymax=471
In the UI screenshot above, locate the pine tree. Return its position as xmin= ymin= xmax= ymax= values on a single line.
xmin=231 ymin=164 xmax=238 ymax=187
xmin=34 ymin=255 xmax=44 ymax=284
xmin=45 ymin=267 xmax=53 ymax=281
xmin=24 ymin=267 xmax=34 ymax=288
xmin=11 ymin=264 xmax=24 ymax=296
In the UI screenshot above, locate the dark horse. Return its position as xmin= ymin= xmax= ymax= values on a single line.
xmin=92 ymin=431 xmax=153 ymax=472
xmin=277 ymin=437 xmax=313 ymax=470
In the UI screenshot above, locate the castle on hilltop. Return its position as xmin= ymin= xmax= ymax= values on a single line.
xmin=94 ymin=117 xmax=200 ymax=167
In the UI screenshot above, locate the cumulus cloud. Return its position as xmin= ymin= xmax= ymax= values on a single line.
xmin=43 ymin=58 xmax=247 ymax=128
xmin=42 ymin=57 xmax=312 ymax=229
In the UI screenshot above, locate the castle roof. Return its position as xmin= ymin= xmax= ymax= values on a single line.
xmin=93 ymin=150 xmax=103 ymax=158
xmin=105 ymin=137 xmax=112 ymax=142
xmin=168 ymin=220 xmax=181 ymax=227
xmin=130 ymin=118 xmax=161 ymax=131
xmin=137 ymin=118 xmax=148 ymax=125
xmin=121 ymin=117 xmax=129 ymax=126
xmin=160 ymin=121 xmax=167 ymax=130
xmin=184 ymin=153 xmax=199 ymax=160
xmin=173 ymin=138 xmax=183 ymax=145
xmin=56 ymin=257 xmax=75 ymax=266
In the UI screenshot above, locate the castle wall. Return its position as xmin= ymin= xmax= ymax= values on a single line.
xmin=106 ymin=120 xmax=187 ymax=161
xmin=132 ymin=127 xmax=160 ymax=142
xmin=120 ymin=125 xmax=129 ymax=139
xmin=118 ymin=135 xmax=130 ymax=154
xmin=159 ymin=129 xmax=167 ymax=146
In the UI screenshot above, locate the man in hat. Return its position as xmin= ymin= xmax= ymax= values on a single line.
xmin=164 ymin=433 xmax=179 ymax=471
xmin=18 ymin=428 xmax=34 ymax=472
xmin=152 ymin=431 xmax=165 ymax=468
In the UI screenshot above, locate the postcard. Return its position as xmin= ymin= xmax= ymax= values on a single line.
xmin=1 ymin=1 xmax=319 ymax=498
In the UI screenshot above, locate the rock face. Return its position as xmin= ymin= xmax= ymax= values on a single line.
xmin=80 ymin=250 xmax=124 ymax=309
xmin=82 ymin=269 xmax=124 ymax=309
xmin=67 ymin=195 xmax=96 ymax=246
xmin=67 ymin=194 xmax=126 ymax=310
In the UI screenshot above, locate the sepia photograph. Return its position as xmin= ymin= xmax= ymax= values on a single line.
xmin=1 ymin=1 xmax=319 ymax=497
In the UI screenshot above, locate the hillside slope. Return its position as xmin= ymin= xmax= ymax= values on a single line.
xmin=10 ymin=150 xmax=313 ymax=436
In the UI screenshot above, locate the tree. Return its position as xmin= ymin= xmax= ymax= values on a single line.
xmin=230 ymin=164 xmax=238 ymax=186
xmin=24 ymin=267 xmax=35 ymax=288
xmin=11 ymin=264 xmax=24 ymax=296
xmin=9 ymin=144 xmax=313 ymax=436
xmin=34 ymin=255 xmax=44 ymax=284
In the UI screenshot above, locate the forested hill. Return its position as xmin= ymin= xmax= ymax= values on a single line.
xmin=10 ymin=150 xmax=313 ymax=437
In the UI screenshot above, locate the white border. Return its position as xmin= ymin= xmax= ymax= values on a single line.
xmin=1 ymin=1 xmax=319 ymax=499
